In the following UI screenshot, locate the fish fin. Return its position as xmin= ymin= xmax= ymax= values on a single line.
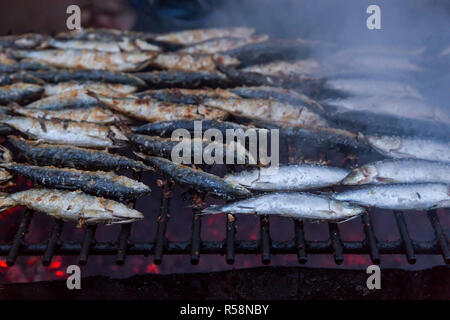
xmin=133 ymin=58 xmax=153 ymax=72
xmin=200 ymin=205 xmax=223 ymax=215
xmin=335 ymin=213 xmax=362 ymax=224
xmin=375 ymin=177 xmax=396 ymax=183
xmin=133 ymin=151 xmax=147 ymax=160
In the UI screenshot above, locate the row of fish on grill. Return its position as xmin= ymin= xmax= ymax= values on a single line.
xmin=0 ymin=27 xmax=447 ymax=227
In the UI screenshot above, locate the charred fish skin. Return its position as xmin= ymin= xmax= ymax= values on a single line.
xmin=0 ymin=116 xmax=127 ymax=148
xmin=137 ymin=155 xmax=251 ymax=200
xmin=149 ymin=52 xmax=240 ymax=72
xmin=367 ymin=135 xmax=450 ymax=163
xmin=202 ymin=96 xmax=328 ymax=128
xmin=30 ymin=70 xmax=146 ymax=87
xmin=129 ymin=134 xmax=255 ymax=165
xmin=0 ymin=163 xmax=150 ymax=201
xmin=342 ymin=159 xmax=450 ymax=186
xmin=225 ymin=164 xmax=350 ymax=191
xmin=91 ymin=92 xmax=229 ymax=122
xmin=11 ymin=49 xmax=156 ymax=72
xmin=43 ymin=82 xmax=138 ymax=96
xmin=0 ymin=33 xmax=48 ymax=49
xmin=202 ymin=192 xmax=364 ymax=223
xmin=0 ymin=83 xmax=43 ymax=104
xmin=179 ymin=35 xmax=269 ymax=54
xmin=154 ymin=27 xmax=255 ymax=45
xmin=12 ymin=105 xmax=126 ymax=124
xmin=135 ymin=71 xmax=232 ymax=89
xmin=333 ymin=183 xmax=450 ymax=211
xmin=8 ymin=136 xmax=149 ymax=172
xmin=25 ymin=89 xmax=101 ymax=110
xmin=0 ymin=189 xmax=143 ymax=226
xmin=0 ymin=72 xmax=46 ymax=86
xmin=230 ymin=86 xmax=325 ymax=114
xmin=223 ymin=40 xmax=309 ymax=67
xmin=134 ymin=88 xmax=238 ymax=104
xmin=132 ymin=120 xmax=249 ymax=137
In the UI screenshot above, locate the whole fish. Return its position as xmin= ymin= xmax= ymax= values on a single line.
xmin=179 ymin=35 xmax=268 ymax=54
xmin=132 ymin=120 xmax=250 ymax=137
xmin=0 ymin=146 xmax=12 ymax=184
xmin=149 ymin=53 xmax=240 ymax=71
xmin=129 ymin=134 xmax=256 ymax=165
xmin=48 ymin=38 xmax=161 ymax=53
xmin=202 ymin=97 xmax=328 ymax=128
xmin=343 ymin=159 xmax=450 ymax=185
xmin=12 ymin=49 xmax=156 ymax=72
xmin=201 ymin=192 xmax=364 ymax=223
xmin=154 ymin=27 xmax=255 ymax=45
xmin=367 ymin=135 xmax=450 ymax=163
xmin=223 ymin=40 xmax=309 ymax=67
xmin=0 ymin=83 xmax=43 ymax=104
xmin=12 ymin=105 xmax=127 ymax=124
xmin=30 ymin=70 xmax=146 ymax=86
xmin=225 ymin=164 xmax=349 ymax=191
xmin=0 ymin=33 xmax=48 ymax=49
xmin=217 ymin=65 xmax=325 ymax=94
xmin=135 ymin=70 xmax=232 ymax=89
xmin=136 ymin=154 xmax=251 ymax=200
xmin=230 ymin=86 xmax=324 ymax=114
xmin=0 ymin=189 xmax=143 ymax=226
xmin=25 ymin=89 xmax=100 ymax=110
xmin=241 ymin=59 xmax=323 ymax=77
xmin=0 ymin=116 xmax=128 ymax=148
xmin=0 ymin=60 xmax=53 ymax=73
xmin=0 ymin=162 xmax=150 ymax=201
xmin=0 ymin=72 xmax=46 ymax=86
xmin=44 ymin=82 xmax=138 ymax=96
xmin=333 ymin=183 xmax=450 ymax=210
xmin=135 ymin=88 xmax=239 ymax=103
xmin=8 ymin=136 xmax=149 ymax=172
xmin=91 ymin=92 xmax=228 ymax=122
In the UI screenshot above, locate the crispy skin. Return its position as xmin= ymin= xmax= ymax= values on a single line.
xmin=179 ymin=35 xmax=269 ymax=54
xmin=25 ymin=89 xmax=100 ymax=110
xmin=13 ymin=49 xmax=157 ymax=72
xmin=30 ymin=70 xmax=146 ymax=86
xmin=0 ymin=33 xmax=48 ymax=49
xmin=92 ymin=93 xmax=229 ymax=122
xmin=149 ymin=53 xmax=240 ymax=71
xmin=154 ymin=27 xmax=255 ymax=45
xmin=0 ymin=116 xmax=127 ymax=148
xmin=0 ymin=83 xmax=43 ymax=104
xmin=1 ymin=163 xmax=150 ymax=201
xmin=13 ymin=106 xmax=126 ymax=124
xmin=44 ymin=82 xmax=137 ymax=96
xmin=135 ymin=71 xmax=231 ymax=88
xmin=135 ymin=88 xmax=238 ymax=104
xmin=132 ymin=120 xmax=248 ymax=137
xmin=137 ymin=155 xmax=251 ymax=200
xmin=2 ymin=189 xmax=143 ymax=226
xmin=8 ymin=136 xmax=148 ymax=171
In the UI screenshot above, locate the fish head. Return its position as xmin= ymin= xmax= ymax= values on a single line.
xmin=367 ymin=135 xmax=401 ymax=153
xmin=341 ymin=165 xmax=377 ymax=185
xmin=329 ymin=200 xmax=365 ymax=221
xmin=0 ymin=145 xmax=13 ymax=162
xmin=224 ymin=169 xmax=259 ymax=187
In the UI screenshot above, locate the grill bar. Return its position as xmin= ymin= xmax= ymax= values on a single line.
xmin=116 ymin=224 xmax=131 ymax=265
xmin=78 ymin=225 xmax=97 ymax=266
xmin=328 ymin=223 xmax=344 ymax=265
xmin=42 ymin=220 xmax=64 ymax=266
xmin=260 ymin=216 xmax=271 ymax=264
xmin=361 ymin=211 xmax=380 ymax=264
xmin=7 ymin=210 xmax=33 ymax=266
xmin=225 ymin=214 xmax=236 ymax=264
xmin=393 ymin=211 xmax=416 ymax=264
xmin=190 ymin=194 xmax=204 ymax=265
xmin=427 ymin=210 xmax=450 ymax=264
xmin=294 ymin=219 xmax=307 ymax=264
xmin=153 ymin=181 xmax=172 ymax=265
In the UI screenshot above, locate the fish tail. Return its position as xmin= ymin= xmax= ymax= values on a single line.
xmin=0 ymin=193 xmax=17 ymax=213
xmin=200 ymin=205 xmax=223 ymax=215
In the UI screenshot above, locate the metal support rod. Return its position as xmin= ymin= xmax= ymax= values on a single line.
xmin=190 ymin=193 xmax=204 ymax=265
xmin=328 ymin=223 xmax=343 ymax=265
xmin=361 ymin=211 xmax=380 ymax=264
xmin=116 ymin=224 xmax=131 ymax=265
xmin=294 ymin=219 xmax=307 ymax=264
xmin=225 ymin=213 xmax=236 ymax=264
xmin=260 ymin=216 xmax=271 ymax=264
xmin=154 ymin=181 xmax=172 ymax=265
xmin=394 ymin=211 xmax=416 ymax=264
xmin=427 ymin=210 xmax=450 ymax=264
xmin=78 ymin=225 xmax=97 ymax=266
xmin=42 ymin=220 xmax=64 ymax=266
xmin=7 ymin=210 xmax=33 ymax=266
